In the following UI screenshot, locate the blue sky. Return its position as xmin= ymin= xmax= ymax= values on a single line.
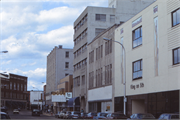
xmin=0 ymin=0 xmax=108 ymax=91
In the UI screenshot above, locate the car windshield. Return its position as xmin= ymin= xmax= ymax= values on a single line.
xmin=14 ymin=109 xmax=18 ymax=111
xmin=112 ymin=113 xmax=125 ymax=117
xmin=33 ymin=109 xmax=39 ymax=112
xmin=138 ymin=114 xmax=154 ymax=118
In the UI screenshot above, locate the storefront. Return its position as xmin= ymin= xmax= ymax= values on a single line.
xmin=67 ymin=97 xmax=80 ymax=111
xmin=114 ymin=90 xmax=179 ymax=118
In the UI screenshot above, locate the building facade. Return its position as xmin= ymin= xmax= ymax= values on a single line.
xmin=114 ymin=0 xmax=180 ymax=117
xmin=87 ymin=24 xmax=120 ymax=113
xmin=1 ymin=73 xmax=28 ymax=110
xmin=46 ymin=45 xmax=73 ymax=106
xmin=30 ymin=90 xmax=43 ymax=110
xmin=73 ymin=0 xmax=155 ymax=112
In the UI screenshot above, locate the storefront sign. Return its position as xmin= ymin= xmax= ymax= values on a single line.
xmin=52 ymin=94 xmax=66 ymax=102
xmin=130 ymin=83 xmax=144 ymax=90
xmin=65 ymin=92 xmax=72 ymax=100
xmin=132 ymin=16 xmax=142 ymax=28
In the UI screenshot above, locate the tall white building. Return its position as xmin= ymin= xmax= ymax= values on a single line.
xmin=46 ymin=45 xmax=73 ymax=106
xmin=73 ymin=0 xmax=155 ymax=112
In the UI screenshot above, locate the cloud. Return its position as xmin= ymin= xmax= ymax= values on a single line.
xmin=0 ymin=60 xmax=11 ymax=65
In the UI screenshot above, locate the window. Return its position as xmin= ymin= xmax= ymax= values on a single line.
xmin=110 ymin=15 xmax=115 ymax=22
xmin=105 ymin=40 xmax=112 ymax=55
xmin=24 ymin=85 xmax=26 ymax=91
xmin=24 ymin=94 xmax=26 ymax=100
xmin=133 ymin=59 xmax=143 ymax=80
xmin=82 ymin=75 xmax=85 ymax=85
xmin=65 ymin=73 xmax=69 ymax=76
xmin=10 ymin=82 xmax=12 ymax=89
xmin=172 ymin=8 xmax=180 ymax=26
xmin=17 ymin=83 xmax=19 ymax=91
xmin=65 ymin=51 xmax=69 ymax=58
xmin=101 ymin=45 xmax=103 ymax=58
xmin=173 ymin=47 xmax=180 ymax=65
xmin=95 ymin=28 xmax=106 ymax=36
xmin=14 ymin=83 xmax=16 ymax=90
xmin=65 ymin=62 xmax=69 ymax=68
xmin=96 ymin=14 xmax=106 ymax=21
xmin=89 ymin=71 xmax=94 ymax=88
xmin=133 ymin=26 xmax=142 ymax=48
xmin=21 ymin=84 xmax=23 ymax=91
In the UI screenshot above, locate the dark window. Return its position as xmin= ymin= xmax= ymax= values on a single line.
xmin=65 ymin=62 xmax=69 ymax=68
xmin=172 ymin=8 xmax=180 ymax=27
xmin=96 ymin=14 xmax=106 ymax=21
xmin=133 ymin=59 xmax=142 ymax=80
xmin=65 ymin=73 xmax=69 ymax=76
xmin=133 ymin=26 xmax=142 ymax=48
xmin=173 ymin=47 xmax=180 ymax=65
xmin=65 ymin=51 xmax=69 ymax=58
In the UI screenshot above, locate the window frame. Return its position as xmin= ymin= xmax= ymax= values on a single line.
xmin=132 ymin=26 xmax=142 ymax=48
xmin=95 ymin=14 xmax=106 ymax=21
xmin=132 ymin=59 xmax=143 ymax=80
xmin=65 ymin=62 xmax=69 ymax=68
xmin=173 ymin=47 xmax=180 ymax=65
xmin=65 ymin=51 xmax=69 ymax=58
xmin=172 ymin=8 xmax=180 ymax=27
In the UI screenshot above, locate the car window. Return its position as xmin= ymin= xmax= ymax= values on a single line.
xmin=158 ymin=114 xmax=165 ymax=119
xmin=100 ymin=113 xmax=107 ymax=117
xmin=163 ymin=114 xmax=169 ymax=119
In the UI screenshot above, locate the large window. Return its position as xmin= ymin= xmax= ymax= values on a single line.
xmin=172 ymin=8 xmax=180 ymax=26
xmin=133 ymin=26 xmax=142 ymax=48
xmin=95 ymin=28 xmax=106 ymax=36
xmin=133 ymin=59 xmax=142 ymax=80
xmin=65 ymin=62 xmax=69 ymax=68
xmin=96 ymin=14 xmax=106 ymax=21
xmin=173 ymin=47 xmax=180 ymax=65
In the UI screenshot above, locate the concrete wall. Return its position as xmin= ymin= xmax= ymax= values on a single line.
xmin=114 ymin=0 xmax=180 ymax=97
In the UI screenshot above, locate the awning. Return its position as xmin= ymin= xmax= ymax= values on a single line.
xmin=67 ymin=97 xmax=80 ymax=107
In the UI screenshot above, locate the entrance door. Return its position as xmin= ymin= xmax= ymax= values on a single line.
xmin=132 ymin=100 xmax=145 ymax=114
xmin=97 ymin=102 xmax=101 ymax=112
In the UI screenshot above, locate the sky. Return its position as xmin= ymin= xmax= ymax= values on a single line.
xmin=0 ymin=0 xmax=108 ymax=91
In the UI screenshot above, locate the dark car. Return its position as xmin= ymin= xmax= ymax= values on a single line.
xmin=32 ymin=109 xmax=40 ymax=116
xmin=106 ymin=112 xmax=129 ymax=119
xmin=158 ymin=113 xmax=180 ymax=120
xmin=1 ymin=112 xmax=11 ymax=119
xmin=86 ymin=112 xmax=97 ymax=119
xmin=1 ymin=107 xmax=8 ymax=114
xmin=93 ymin=112 xmax=108 ymax=119
xmin=129 ymin=113 xmax=155 ymax=119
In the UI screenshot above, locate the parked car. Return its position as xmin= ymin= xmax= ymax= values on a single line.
xmin=80 ymin=112 xmax=88 ymax=119
xmin=93 ymin=112 xmax=108 ymax=119
xmin=55 ymin=111 xmax=61 ymax=118
xmin=128 ymin=113 xmax=155 ymax=119
xmin=32 ymin=109 xmax=40 ymax=116
xmin=68 ymin=111 xmax=81 ymax=119
xmin=0 ymin=112 xmax=11 ymax=119
xmin=106 ymin=112 xmax=129 ymax=119
xmin=17 ymin=107 xmax=21 ymax=111
xmin=13 ymin=109 xmax=19 ymax=114
xmin=86 ymin=112 xmax=97 ymax=119
xmin=158 ymin=113 xmax=180 ymax=120
xmin=58 ymin=111 xmax=66 ymax=118
xmin=1 ymin=107 xmax=8 ymax=114
xmin=63 ymin=111 xmax=71 ymax=119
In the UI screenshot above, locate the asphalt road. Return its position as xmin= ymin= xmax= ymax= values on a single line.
xmin=8 ymin=110 xmax=57 ymax=119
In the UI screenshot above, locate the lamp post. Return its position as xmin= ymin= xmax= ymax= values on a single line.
xmin=103 ymin=37 xmax=127 ymax=115
xmin=33 ymin=87 xmax=40 ymax=110
xmin=0 ymin=51 xmax=8 ymax=53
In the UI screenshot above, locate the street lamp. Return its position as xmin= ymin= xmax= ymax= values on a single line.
xmin=0 ymin=51 xmax=8 ymax=53
xmin=33 ymin=87 xmax=40 ymax=110
xmin=103 ymin=37 xmax=127 ymax=115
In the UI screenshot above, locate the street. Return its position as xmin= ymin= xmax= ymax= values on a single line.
xmin=8 ymin=110 xmax=57 ymax=119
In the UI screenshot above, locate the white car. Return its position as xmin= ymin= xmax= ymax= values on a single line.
xmin=13 ymin=109 xmax=19 ymax=114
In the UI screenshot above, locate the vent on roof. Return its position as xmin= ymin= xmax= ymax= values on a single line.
xmin=59 ymin=45 xmax=62 ymax=49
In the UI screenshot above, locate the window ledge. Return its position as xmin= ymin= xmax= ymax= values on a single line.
xmin=132 ymin=77 xmax=143 ymax=81
xmin=132 ymin=44 xmax=142 ymax=50
xmin=169 ymin=63 xmax=180 ymax=68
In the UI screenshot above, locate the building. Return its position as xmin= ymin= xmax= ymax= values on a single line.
xmin=46 ymin=45 xmax=73 ymax=106
xmin=114 ymin=0 xmax=180 ymax=117
xmin=54 ymin=75 xmax=73 ymax=113
xmin=73 ymin=0 xmax=155 ymax=112
xmin=1 ymin=73 xmax=28 ymax=110
xmin=30 ymin=90 xmax=43 ymax=110
xmin=87 ymin=24 xmax=120 ymax=113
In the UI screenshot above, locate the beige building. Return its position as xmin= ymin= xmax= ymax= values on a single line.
xmin=114 ymin=0 xmax=180 ymax=117
xmin=73 ymin=0 xmax=155 ymax=112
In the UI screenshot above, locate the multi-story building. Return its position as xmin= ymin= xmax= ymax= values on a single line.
xmin=87 ymin=24 xmax=120 ymax=113
xmin=30 ymin=90 xmax=43 ymax=110
xmin=114 ymin=0 xmax=180 ymax=117
xmin=1 ymin=73 xmax=28 ymax=110
xmin=73 ymin=0 xmax=155 ymax=112
xmin=46 ymin=45 xmax=73 ymax=106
